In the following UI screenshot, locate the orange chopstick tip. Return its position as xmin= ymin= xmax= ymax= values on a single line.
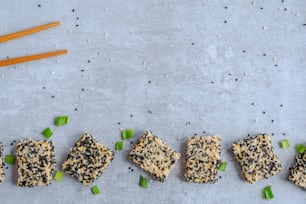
xmin=0 ymin=21 xmax=61 ymax=43
xmin=0 ymin=49 xmax=68 ymax=67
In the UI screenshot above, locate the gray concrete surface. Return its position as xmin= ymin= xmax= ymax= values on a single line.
xmin=0 ymin=0 xmax=306 ymax=203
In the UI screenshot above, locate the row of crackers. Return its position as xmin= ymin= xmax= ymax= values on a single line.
xmin=0 ymin=131 xmax=304 ymax=189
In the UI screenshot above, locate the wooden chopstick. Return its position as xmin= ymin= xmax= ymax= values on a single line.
xmin=0 ymin=49 xmax=68 ymax=67
xmin=0 ymin=21 xmax=60 ymax=43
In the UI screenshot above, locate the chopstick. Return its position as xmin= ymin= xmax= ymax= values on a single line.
xmin=0 ymin=49 xmax=68 ymax=67
xmin=0 ymin=21 xmax=60 ymax=43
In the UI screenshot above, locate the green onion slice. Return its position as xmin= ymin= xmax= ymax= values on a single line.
xmin=263 ymin=185 xmax=274 ymax=200
xmin=121 ymin=129 xmax=134 ymax=140
xmin=115 ymin=141 xmax=123 ymax=151
xmin=54 ymin=171 xmax=64 ymax=182
xmin=139 ymin=175 xmax=149 ymax=188
xmin=5 ymin=154 xmax=15 ymax=165
xmin=296 ymin=144 xmax=306 ymax=154
xmin=279 ymin=139 xmax=290 ymax=149
xmin=42 ymin=127 xmax=53 ymax=139
xmin=218 ymin=161 xmax=227 ymax=171
xmin=55 ymin=116 xmax=69 ymax=126
xmin=91 ymin=185 xmax=100 ymax=195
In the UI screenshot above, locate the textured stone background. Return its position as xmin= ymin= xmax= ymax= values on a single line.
xmin=0 ymin=0 xmax=305 ymax=203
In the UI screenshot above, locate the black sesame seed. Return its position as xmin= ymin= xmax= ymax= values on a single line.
xmin=81 ymin=88 xmax=85 ymax=91
xmin=284 ymin=8 xmax=287 ymax=11
xmin=51 ymin=95 xmax=55 ymax=98
xmin=260 ymin=7 xmax=264 ymax=10
xmin=224 ymin=6 xmax=228 ymax=9
xmin=87 ymin=60 xmax=91 ymax=63
xmin=74 ymin=108 xmax=78 ymax=111
xmin=262 ymin=111 xmax=266 ymax=114
xmin=72 ymin=9 xmax=75 ymax=12
xmin=271 ymin=120 xmax=274 ymax=123
xmin=37 ymin=4 xmax=41 ymax=7
xmin=42 ymin=86 xmax=46 ymax=89
xmin=117 ymin=122 xmax=121 ymax=125
xmin=76 ymin=17 xmax=79 ymax=20
xmin=235 ymin=78 xmax=238 ymax=82
xmin=130 ymin=114 xmax=133 ymax=118
xmin=242 ymin=50 xmax=246 ymax=53
xmin=251 ymin=102 xmax=255 ymax=106
xmin=191 ymin=42 xmax=195 ymax=45
xmin=274 ymin=64 xmax=278 ymax=67
xmin=263 ymin=53 xmax=266 ymax=56
xmin=224 ymin=20 xmax=227 ymax=23
xmin=148 ymin=110 xmax=152 ymax=114
xmin=81 ymin=69 xmax=85 ymax=72
xmin=280 ymin=104 xmax=283 ymax=107
xmin=75 ymin=24 xmax=79 ymax=27
xmin=148 ymin=80 xmax=151 ymax=84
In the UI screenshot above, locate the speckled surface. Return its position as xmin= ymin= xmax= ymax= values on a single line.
xmin=0 ymin=0 xmax=306 ymax=203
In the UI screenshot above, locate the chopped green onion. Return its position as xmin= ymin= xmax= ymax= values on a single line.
xmin=121 ymin=129 xmax=134 ymax=140
xmin=5 ymin=154 xmax=15 ymax=165
xmin=55 ymin=116 xmax=69 ymax=126
xmin=279 ymin=139 xmax=290 ymax=149
xmin=218 ymin=161 xmax=227 ymax=171
xmin=139 ymin=175 xmax=149 ymax=188
xmin=42 ymin=127 xmax=53 ymax=139
xmin=54 ymin=171 xmax=64 ymax=182
xmin=91 ymin=185 xmax=100 ymax=195
xmin=296 ymin=144 xmax=306 ymax=154
xmin=263 ymin=185 xmax=274 ymax=200
xmin=115 ymin=141 xmax=123 ymax=151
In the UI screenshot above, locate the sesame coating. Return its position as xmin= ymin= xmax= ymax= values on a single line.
xmin=0 ymin=142 xmax=4 ymax=183
xmin=184 ymin=136 xmax=221 ymax=183
xmin=232 ymin=134 xmax=282 ymax=184
xmin=62 ymin=133 xmax=114 ymax=186
xmin=129 ymin=130 xmax=181 ymax=182
xmin=288 ymin=152 xmax=306 ymax=189
xmin=16 ymin=139 xmax=56 ymax=187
